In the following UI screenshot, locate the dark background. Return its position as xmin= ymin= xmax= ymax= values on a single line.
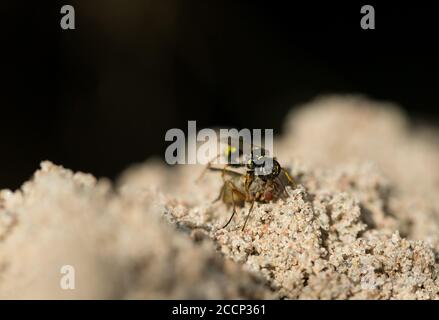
xmin=2 ymin=1 xmax=438 ymax=189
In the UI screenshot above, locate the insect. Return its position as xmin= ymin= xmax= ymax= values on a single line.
xmin=198 ymin=136 xmax=295 ymax=185
xmin=200 ymin=137 xmax=296 ymax=230
xmin=208 ymin=164 xmax=293 ymax=230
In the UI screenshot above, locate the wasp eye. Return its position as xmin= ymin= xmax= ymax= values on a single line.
xmin=272 ymin=162 xmax=281 ymax=177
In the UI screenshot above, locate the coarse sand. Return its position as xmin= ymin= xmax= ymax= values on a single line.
xmin=1 ymin=95 xmax=439 ymax=299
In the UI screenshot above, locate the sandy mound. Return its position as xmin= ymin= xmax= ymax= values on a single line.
xmin=0 ymin=161 xmax=270 ymax=299
xmin=1 ymin=95 xmax=439 ymax=299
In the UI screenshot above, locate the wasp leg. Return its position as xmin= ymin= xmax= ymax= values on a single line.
xmin=216 ymin=165 xmax=236 ymax=204
xmin=241 ymin=199 xmax=255 ymax=231
xmin=244 ymin=172 xmax=254 ymax=195
xmin=222 ymin=181 xmax=246 ymax=229
xmin=218 ymin=163 xmax=237 ymax=199
xmin=222 ymin=189 xmax=237 ymax=228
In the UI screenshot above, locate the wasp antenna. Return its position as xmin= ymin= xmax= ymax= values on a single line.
xmin=282 ymin=168 xmax=296 ymax=189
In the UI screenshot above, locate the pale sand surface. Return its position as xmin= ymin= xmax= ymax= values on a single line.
xmin=1 ymin=96 xmax=438 ymax=299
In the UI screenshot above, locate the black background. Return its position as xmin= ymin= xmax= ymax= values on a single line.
xmin=0 ymin=299 xmax=433 ymax=318
xmin=2 ymin=1 xmax=438 ymax=189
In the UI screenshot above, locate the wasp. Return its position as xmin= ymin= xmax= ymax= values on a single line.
xmin=199 ymin=137 xmax=296 ymax=230
xmin=199 ymin=137 xmax=294 ymax=182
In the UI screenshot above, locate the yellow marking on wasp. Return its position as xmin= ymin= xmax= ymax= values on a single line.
xmin=224 ymin=146 xmax=237 ymax=156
